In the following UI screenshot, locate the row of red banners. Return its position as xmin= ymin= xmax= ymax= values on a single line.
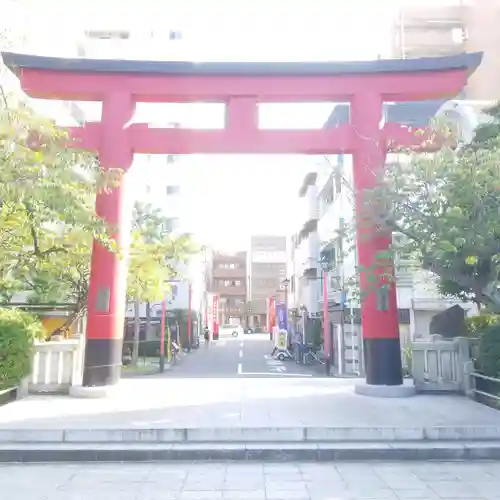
xmin=212 ymin=294 xmax=219 ymax=337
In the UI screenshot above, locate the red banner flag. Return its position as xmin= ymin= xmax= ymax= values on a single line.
xmin=268 ymin=296 xmax=276 ymax=338
xmin=212 ymin=294 xmax=219 ymax=339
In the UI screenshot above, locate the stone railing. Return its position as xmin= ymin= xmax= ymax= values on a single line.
xmin=26 ymin=335 xmax=85 ymax=394
xmin=411 ymin=335 xmax=471 ymax=393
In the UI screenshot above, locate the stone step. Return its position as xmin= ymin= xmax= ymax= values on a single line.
xmin=1 ymin=441 xmax=500 ymax=462
xmin=1 ymin=425 xmax=500 ymax=443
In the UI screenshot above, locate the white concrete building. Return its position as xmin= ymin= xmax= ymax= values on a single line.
xmin=127 ymin=154 xmax=208 ymax=321
xmin=72 ymin=27 xmax=210 ymax=334
xmin=287 ymin=170 xmax=321 ymax=316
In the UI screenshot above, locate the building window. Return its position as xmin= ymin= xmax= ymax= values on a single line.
xmin=85 ymin=30 xmax=130 ymax=40
xmin=222 ymin=280 xmax=241 ymax=287
xmin=163 ymin=217 xmax=179 ymax=232
xmin=334 ymin=169 xmax=342 ymax=196
xmin=218 ymin=263 xmax=237 ymax=269
xmin=258 ymin=278 xmax=275 ymax=288
xmin=319 ymin=176 xmax=334 ymax=216
xmin=169 ymin=30 xmax=183 ymax=40
xmin=452 ymin=27 xmax=466 ymax=44
xmin=166 ymin=185 xmax=180 ymax=196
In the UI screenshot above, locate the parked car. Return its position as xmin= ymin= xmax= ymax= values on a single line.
xmin=219 ymin=324 xmax=244 ymax=338
xmin=245 ymin=326 xmax=268 ymax=334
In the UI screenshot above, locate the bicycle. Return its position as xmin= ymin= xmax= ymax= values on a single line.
xmin=303 ymin=347 xmax=325 ymax=366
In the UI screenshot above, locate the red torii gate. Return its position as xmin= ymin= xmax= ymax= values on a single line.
xmin=2 ymin=51 xmax=481 ymax=395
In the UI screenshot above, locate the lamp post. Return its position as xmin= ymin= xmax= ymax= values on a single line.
xmin=320 ymin=260 xmax=332 ymax=376
xmin=159 ymin=297 xmax=167 ymax=373
xmin=159 ymin=279 xmax=179 ymax=373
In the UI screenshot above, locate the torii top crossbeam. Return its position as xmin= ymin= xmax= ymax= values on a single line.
xmin=2 ymin=51 xmax=481 ymax=102
xmin=2 ymin=51 xmax=482 ymax=155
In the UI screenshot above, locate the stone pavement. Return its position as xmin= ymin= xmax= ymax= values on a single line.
xmin=4 ymin=461 xmax=500 ymax=500
xmin=0 ymin=377 xmax=498 ymax=429
xmin=2 ymin=334 xmax=500 ymax=461
xmin=3 ymin=333 xmax=496 ymax=433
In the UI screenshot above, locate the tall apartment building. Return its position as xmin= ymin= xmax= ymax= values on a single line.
xmin=287 ymin=170 xmax=321 ymax=317
xmin=209 ymin=252 xmax=247 ymax=325
xmin=390 ymin=0 xmax=500 ymax=100
xmin=391 ymin=2 xmax=467 ymax=59
xmin=247 ymin=236 xmax=287 ymax=328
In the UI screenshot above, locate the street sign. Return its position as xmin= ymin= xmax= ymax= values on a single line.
xmin=273 ymin=329 xmax=288 ymax=350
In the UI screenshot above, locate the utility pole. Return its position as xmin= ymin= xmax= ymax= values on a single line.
xmin=321 ymin=262 xmax=332 ymax=376
xmin=187 ymin=283 xmax=192 ymax=350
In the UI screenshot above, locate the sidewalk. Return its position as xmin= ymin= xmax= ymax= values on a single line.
xmin=0 ymin=377 xmax=498 ymax=430
xmin=1 ymin=377 xmax=500 ymax=461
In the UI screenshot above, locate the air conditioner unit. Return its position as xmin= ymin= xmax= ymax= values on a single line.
xmin=329 ymin=290 xmax=347 ymax=306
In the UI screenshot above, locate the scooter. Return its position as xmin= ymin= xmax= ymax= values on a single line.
xmin=271 ymin=345 xmax=293 ymax=361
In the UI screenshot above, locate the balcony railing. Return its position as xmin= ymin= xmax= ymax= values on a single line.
xmin=395 ymin=262 xmax=414 ymax=286
xmin=212 ymin=267 xmax=246 ymax=279
xmin=211 ymin=285 xmax=246 ymax=296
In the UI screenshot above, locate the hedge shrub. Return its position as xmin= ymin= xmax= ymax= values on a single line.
xmin=0 ymin=308 xmax=45 ymax=390
xmin=476 ymin=322 xmax=500 ymax=379
xmin=122 ymin=340 xmax=168 ymax=358
xmin=465 ymin=313 xmax=500 ymax=337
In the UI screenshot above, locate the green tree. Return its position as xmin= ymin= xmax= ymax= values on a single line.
xmin=0 ymin=100 xmax=196 ymax=346
xmin=356 ymin=105 xmax=500 ymax=309
xmin=0 ymin=101 xmax=118 ymax=315
xmin=127 ymin=201 xmax=197 ymax=364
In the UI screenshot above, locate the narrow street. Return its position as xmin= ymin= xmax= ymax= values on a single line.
xmin=168 ymin=333 xmax=318 ymax=378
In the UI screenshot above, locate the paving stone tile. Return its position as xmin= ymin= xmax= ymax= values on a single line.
xmin=6 ymin=461 xmax=500 ymax=500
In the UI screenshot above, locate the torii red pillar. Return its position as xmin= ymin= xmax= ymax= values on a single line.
xmin=1 ymin=50 xmax=481 ymax=393
xmin=351 ymin=92 xmax=400 ymax=386
xmin=83 ymin=92 xmax=136 ymax=387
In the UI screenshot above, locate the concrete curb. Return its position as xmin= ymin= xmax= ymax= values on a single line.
xmin=1 ymin=441 xmax=500 ymax=462
xmin=2 ymin=426 xmax=500 ymax=443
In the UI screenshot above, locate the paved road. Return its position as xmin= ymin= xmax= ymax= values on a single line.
xmin=5 ymin=461 xmax=500 ymax=499
xmin=170 ymin=333 xmax=320 ymax=378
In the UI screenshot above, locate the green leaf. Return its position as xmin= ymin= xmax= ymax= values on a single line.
xmin=465 ymin=255 xmax=478 ymax=266
xmin=347 ymin=107 xmax=500 ymax=308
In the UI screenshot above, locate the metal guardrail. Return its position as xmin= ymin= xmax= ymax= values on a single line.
xmin=470 ymin=371 xmax=500 ymax=403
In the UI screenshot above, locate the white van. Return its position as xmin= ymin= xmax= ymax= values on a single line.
xmin=218 ymin=324 xmax=244 ymax=338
